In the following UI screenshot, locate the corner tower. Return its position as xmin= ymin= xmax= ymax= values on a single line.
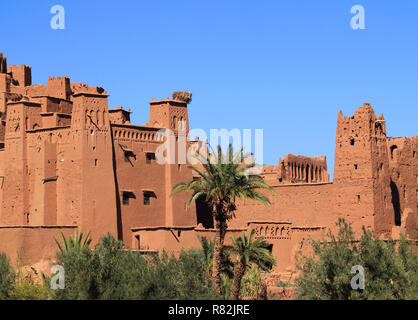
xmin=333 ymin=103 xmax=393 ymax=235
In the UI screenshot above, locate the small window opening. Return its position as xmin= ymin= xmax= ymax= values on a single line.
xmin=143 ymin=192 xmax=151 ymax=205
xmin=143 ymin=191 xmax=156 ymax=205
xmin=354 ymin=164 xmax=358 ymax=170
xmin=122 ymin=191 xmax=136 ymax=205
xmin=24 ymin=212 xmax=30 ymax=225
xmin=146 ymin=153 xmax=155 ymax=164
xmin=350 ymin=138 xmax=355 ymax=146
xmin=123 ymin=193 xmax=129 ymax=205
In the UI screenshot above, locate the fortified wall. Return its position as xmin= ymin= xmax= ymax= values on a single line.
xmin=0 ymin=53 xmax=416 ymax=277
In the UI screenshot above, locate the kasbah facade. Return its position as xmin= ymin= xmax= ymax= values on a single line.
xmin=0 ymin=52 xmax=416 ymax=282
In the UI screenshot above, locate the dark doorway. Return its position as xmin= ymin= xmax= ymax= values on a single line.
xmin=390 ymin=180 xmax=401 ymax=226
xmin=196 ymin=196 xmax=214 ymax=229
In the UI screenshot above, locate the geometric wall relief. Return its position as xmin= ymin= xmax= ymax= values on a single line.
xmin=247 ymin=221 xmax=292 ymax=240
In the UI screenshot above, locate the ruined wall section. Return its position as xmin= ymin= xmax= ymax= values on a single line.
xmin=369 ymin=113 xmax=393 ymax=236
xmin=333 ymin=105 xmax=375 ymax=233
xmin=333 ymin=103 xmax=393 ymax=235
xmin=7 ymin=64 xmax=32 ymax=87
xmin=387 ymin=135 xmax=417 ymax=238
xmin=261 ymin=154 xmax=329 ymax=185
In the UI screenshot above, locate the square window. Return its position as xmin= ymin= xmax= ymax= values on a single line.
xmin=143 ymin=191 xmax=156 ymax=205
xmin=146 ymin=153 xmax=155 ymax=164
xmin=122 ymin=191 xmax=135 ymax=205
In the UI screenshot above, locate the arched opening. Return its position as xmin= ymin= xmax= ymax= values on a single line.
xmin=390 ymin=145 xmax=398 ymax=161
xmin=173 ymin=116 xmax=177 ymax=129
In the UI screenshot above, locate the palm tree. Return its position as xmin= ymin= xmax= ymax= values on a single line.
xmin=229 ymin=229 xmax=276 ymax=300
xmin=171 ymin=144 xmax=275 ymax=293
xmin=197 ymin=235 xmax=234 ymax=280
xmin=198 ymin=235 xmax=215 ymax=277
xmin=54 ymin=230 xmax=92 ymax=254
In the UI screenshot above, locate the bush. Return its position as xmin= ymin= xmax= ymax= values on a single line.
xmin=9 ymin=279 xmax=48 ymax=300
xmin=295 ymin=218 xmax=418 ymax=300
xmin=239 ymin=265 xmax=265 ymax=298
xmin=46 ymin=244 xmax=100 ymax=300
xmin=0 ymin=252 xmax=15 ymax=300
xmin=47 ymin=233 xmax=220 ymax=300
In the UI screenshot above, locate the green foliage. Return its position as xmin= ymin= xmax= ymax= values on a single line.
xmin=47 ymin=242 xmax=100 ymax=300
xmin=54 ymin=230 xmax=92 ymax=254
xmin=229 ymin=230 xmax=275 ymax=299
xmin=47 ymin=232 xmax=220 ymax=300
xmin=139 ymin=249 xmax=220 ymax=300
xmin=239 ymin=265 xmax=265 ymax=298
xmin=0 ymin=252 xmax=15 ymax=300
xmin=231 ymin=230 xmax=276 ymax=271
xmin=9 ymin=279 xmax=48 ymax=300
xmin=198 ymin=236 xmax=234 ymax=279
xmin=295 ymin=218 xmax=418 ymax=300
xmin=198 ymin=235 xmax=215 ymax=276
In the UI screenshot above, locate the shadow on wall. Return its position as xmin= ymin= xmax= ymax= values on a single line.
xmin=390 ymin=179 xmax=401 ymax=226
xmin=196 ymin=196 xmax=214 ymax=229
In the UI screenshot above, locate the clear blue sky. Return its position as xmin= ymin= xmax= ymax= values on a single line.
xmin=1 ymin=1 xmax=417 ymax=179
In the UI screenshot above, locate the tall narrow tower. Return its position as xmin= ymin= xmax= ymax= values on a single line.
xmin=69 ymin=92 xmax=118 ymax=243
xmin=333 ymin=103 xmax=393 ymax=235
xmin=148 ymin=92 xmax=194 ymax=227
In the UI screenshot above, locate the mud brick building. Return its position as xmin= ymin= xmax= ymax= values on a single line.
xmin=0 ymin=53 xmax=416 ymax=276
